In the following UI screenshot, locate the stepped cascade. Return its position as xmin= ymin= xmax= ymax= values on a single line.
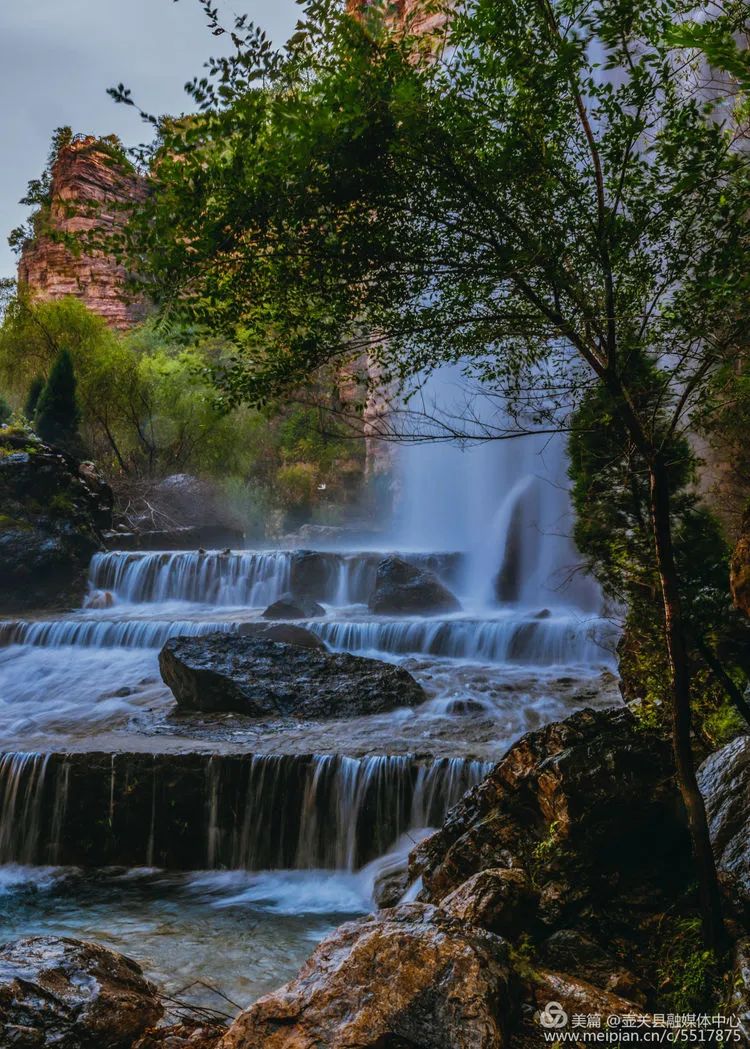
xmin=0 ymin=429 xmax=620 ymax=1011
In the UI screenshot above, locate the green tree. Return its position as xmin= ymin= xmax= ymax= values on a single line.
xmin=110 ymin=0 xmax=750 ymax=945
xmin=0 ymin=394 xmax=11 ymax=425
xmin=23 ymin=377 xmax=45 ymax=421
xmin=35 ymin=347 xmax=81 ymax=452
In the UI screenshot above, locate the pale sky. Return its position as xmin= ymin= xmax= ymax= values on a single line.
xmin=0 ymin=0 xmax=300 ymax=281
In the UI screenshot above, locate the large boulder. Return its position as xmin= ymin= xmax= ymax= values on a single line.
xmin=0 ymin=936 xmax=162 ymax=1048
xmin=410 ymin=708 xmax=686 ymax=918
xmin=288 ymin=549 xmax=339 ymax=600
xmin=698 ymin=734 xmax=750 ymax=905
xmin=219 ymin=903 xmax=512 ymax=1049
xmin=0 ymin=428 xmax=111 ymax=613
xmin=369 ymin=555 xmax=462 ymax=616
xmin=159 ymin=632 xmax=425 ymax=717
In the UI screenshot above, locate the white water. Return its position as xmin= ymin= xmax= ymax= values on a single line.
xmin=0 ymin=384 xmax=620 ymax=1008
xmin=394 ymin=370 xmax=601 ymax=612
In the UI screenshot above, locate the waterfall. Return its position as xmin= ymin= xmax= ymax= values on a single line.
xmin=313 ymin=613 xmax=615 ymax=667
xmin=86 ymin=550 xmax=464 ymax=608
xmin=0 ymin=751 xmax=490 ymax=872
xmin=0 ymin=754 xmax=57 ymax=865
xmin=393 ymin=368 xmax=601 ymax=612
xmin=0 ymin=618 xmax=239 ymax=649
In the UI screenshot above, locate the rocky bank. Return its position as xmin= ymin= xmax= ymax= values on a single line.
xmin=0 ymin=427 xmax=112 ymax=613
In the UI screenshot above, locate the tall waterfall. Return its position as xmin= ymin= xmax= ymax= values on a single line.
xmin=393 ymin=369 xmax=601 ymax=612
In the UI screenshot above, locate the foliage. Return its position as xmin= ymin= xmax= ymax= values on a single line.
xmin=569 ymin=378 xmax=750 ymax=741
xmin=35 ymin=348 xmax=82 ymax=453
xmin=0 ymin=395 xmax=11 ymax=426
xmin=657 ymin=918 xmax=721 ymax=1014
xmin=0 ymin=293 xmax=364 ymax=532
xmin=23 ymin=377 xmax=45 ymax=421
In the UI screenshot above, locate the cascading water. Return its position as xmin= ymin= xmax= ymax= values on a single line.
xmin=0 ymin=378 xmax=619 ymax=1013
xmin=393 ymin=367 xmax=602 ymax=613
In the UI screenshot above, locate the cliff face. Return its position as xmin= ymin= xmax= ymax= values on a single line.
xmin=18 ymin=137 xmax=147 ymax=330
xmin=348 ymin=0 xmax=449 ymax=34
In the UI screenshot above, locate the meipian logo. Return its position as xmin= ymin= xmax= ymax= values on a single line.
xmin=539 ymin=1001 xmax=569 ymax=1029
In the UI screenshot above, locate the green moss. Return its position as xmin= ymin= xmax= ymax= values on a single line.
xmin=49 ymin=492 xmax=76 ymax=516
xmin=0 ymin=514 xmax=32 ymax=531
xmin=656 ymin=917 xmax=721 ymax=1013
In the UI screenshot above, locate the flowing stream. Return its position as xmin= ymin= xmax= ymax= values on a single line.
xmin=0 ymin=423 xmax=620 ymax=1011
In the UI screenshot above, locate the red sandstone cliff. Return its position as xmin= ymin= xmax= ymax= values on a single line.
xmin=18 ymin=137 xmax=147 ymax=330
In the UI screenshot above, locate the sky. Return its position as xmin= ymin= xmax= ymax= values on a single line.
xmin=0 ymin=0 xmax=300 ymax=281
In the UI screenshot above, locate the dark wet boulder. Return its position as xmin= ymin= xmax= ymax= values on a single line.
xmin=159 ymin=632 xmax=425 ymax=718
xmin=698 ymin=734 xmax=750 ymax=905
xmin=0 ymin=428 xmax=111 ymax=613
xmin=289 ymin=549 xmax=339 ymax=599
xmin=262 ymin=592 xmax=326 ymax=620
xmin=0 ymin=935 xmax=162 ymax=1048
xmin=409 ymin=708 xmax=686 ymax=920
xmin=369 ymin=555 xmax=462 ymax=616
xmin=219 ymin=903 xmax=512 ymax=1049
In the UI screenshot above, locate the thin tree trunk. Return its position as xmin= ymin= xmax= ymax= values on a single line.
xmin=649 ymin=456 xmax=727 ymax=952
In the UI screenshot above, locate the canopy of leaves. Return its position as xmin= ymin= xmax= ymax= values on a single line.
xmin=111 ymin=0 xmax=749 ymax=445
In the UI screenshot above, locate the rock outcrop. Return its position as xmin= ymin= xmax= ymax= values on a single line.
xmin=698 ymin=734 xmax=750 ymax=905
xmin=369 ymin=555 xmax=462 ymax=615
xmin=0 ymin=936 xmax=162 ymax=1048
xmin=18 ymin=136 xmax=147 ymax=330
xmin=159 ymin=632 xmax=426 ymax=717
xmin=0 ymin=427 xmax=111 ymax=612
xmin=409 ymin=708 xmax=685 ymax=911
xmin=219 ymin=903 xmax=512 ymax=1049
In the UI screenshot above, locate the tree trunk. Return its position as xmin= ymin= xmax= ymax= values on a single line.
xmin=649 ymin=456 xmax=727 ymax=952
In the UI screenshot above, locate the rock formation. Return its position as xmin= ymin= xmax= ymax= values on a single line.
xmin=0 ymin=936 xmax=162 ymax=1049
xmin=0 ymin=426 xmax=112 ymax=613
xmin=219 ymin=903 xmax=512 ymax=1049
xmin=369 ymin=555 xmax=462 ymax=615
xmin=159 ymin=632 xmax=426 ymax=717
xmin=18 ymin=136 xmax=147 ymax=330
xmin=698 ymin=734 xmax=750 ymax=906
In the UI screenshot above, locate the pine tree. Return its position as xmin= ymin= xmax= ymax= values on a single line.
xmin=23 ymin=376 xmax=44 ymax=421
xmin=35 ymin=349 xmax=81 ymax=452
